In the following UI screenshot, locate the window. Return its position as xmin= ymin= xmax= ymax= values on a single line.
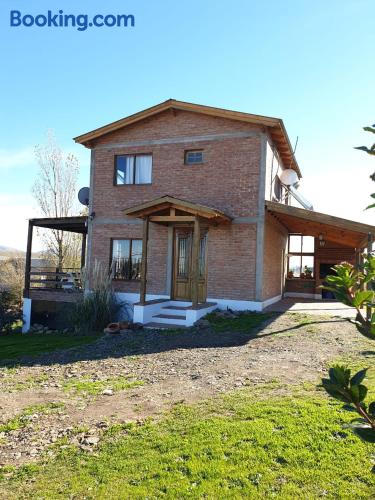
xmin=185 ymin=150 xmax=203 ymax=165
xmin=287 ymin=235 xmax=314 ymax=278
xmin=111 ymin=239 xmax=142 ymax=280
xmin=115 ymin=154 xmax=152 ymax=185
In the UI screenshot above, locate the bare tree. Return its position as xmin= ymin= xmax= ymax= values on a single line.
xmin=32 ymin=131 xmax=80 ymax=269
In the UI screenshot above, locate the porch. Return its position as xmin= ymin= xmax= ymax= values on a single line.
xmin=22 ymin=216 xmax=87 ymax=332
xmin=265 ymin=201 xmax=375 ymax=300
xmin=122 ymin=195 xmax=232 ymax=327
xmin=24 ymin=215 xmax=88 ymax=300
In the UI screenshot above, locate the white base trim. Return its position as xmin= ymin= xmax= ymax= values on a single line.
xmin=114 ymin=293 xmax=284 ymax=325
xmin=262 ymin=294 xmax=283 ymax=308
xmin=206 ymin=298 xmax=261 ymax=312
xmin=22 ymin=298 xmax=32 ymax=333
xmin=284 ymin=292 xmax=322 ymax=300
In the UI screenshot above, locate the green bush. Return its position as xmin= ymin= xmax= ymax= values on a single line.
xmin=70 ymin=260 xmax=122 ymax=334
xmin=0 ymin=290 xmax=22 ymax=334
xmin=322 ymin=365 xmax=375 ymax=443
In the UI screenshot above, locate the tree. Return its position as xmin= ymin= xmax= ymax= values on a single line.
xmin=321 ymin=124 xmax=375 ymax=444
xmin=32 ymin=131 xmax=80 ymax=269
xmin=355 ymin=124 xmax=375 ymax=209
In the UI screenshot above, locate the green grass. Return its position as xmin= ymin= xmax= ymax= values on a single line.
xmin=206 ymin=311 xmax=272 ymax=332
xmin=2 ymin=389 xmax=375 ymax=499
xmin=63 ymin=376 xmax=144 ymax=396
xmin=0 ymin=402 xmax=65 ymax=433
xmin=0 ymin=332 xmax=101 ymax=361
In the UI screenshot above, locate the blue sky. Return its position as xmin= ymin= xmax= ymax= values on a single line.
xmin=1 ymin=0 xmax=374 ymax=250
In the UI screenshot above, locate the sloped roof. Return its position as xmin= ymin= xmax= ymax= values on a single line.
xmin=74 ymin=99 xmax=301 ymax=177
xmin=122 ymin=195 xmax=232 ymax=223
xmin=266 ymin=201 xmax=375 ymax=248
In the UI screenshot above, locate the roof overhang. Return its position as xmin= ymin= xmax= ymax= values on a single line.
xmin=266 ymin=201 xmax=375 ymax=248
xmin=73 ymin=99 xmax=301 ymax=178
xmin=123 ymin=195 xmax=232 ymax=224
xmin=29 ymin=216 xmax=87 ymax=234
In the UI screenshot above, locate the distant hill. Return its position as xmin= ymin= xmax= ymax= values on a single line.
xmin=0 ymin=246 xmax=44 ymax=260
xmin=0 ymin=245 xmax=24 ymax=253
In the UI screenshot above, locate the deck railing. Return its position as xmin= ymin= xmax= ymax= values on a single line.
xmin=28 ymin=267 xmax=83 ymax=291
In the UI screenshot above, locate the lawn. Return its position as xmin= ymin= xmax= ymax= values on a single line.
xmin=2 ymin=387 xmax=375 ymax=498
xmin=0 ymin=332 xmax=101 ymax=361
xmin=206 ymin=311 xmax=272 ymax=332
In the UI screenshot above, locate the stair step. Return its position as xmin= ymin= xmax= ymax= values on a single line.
xmin=144 ymin=322 xmax=187 ymax=329
xmin=153 ymin=313 xmax=186 ymax=320
xmin=162 ymin=305 xmax=190 ymax=311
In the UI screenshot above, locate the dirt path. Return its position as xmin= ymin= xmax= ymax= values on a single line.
xmin=0 ymin=312 xmax=372 ymax=466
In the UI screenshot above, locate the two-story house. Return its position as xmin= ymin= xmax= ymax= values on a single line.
xmin=22 ymin=100 xmax=375 ymax=330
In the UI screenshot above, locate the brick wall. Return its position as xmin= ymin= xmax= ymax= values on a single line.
xmin=88 ymin=109 xmax=265 ymax=302
xmin=207 ymin=223 xmax=257 ymax=300
xmin=90 ymin=110 xmax=262 ymax=219
xmin=90 ymin=222 xmax=168 ymax=295
xmin=262 ymin=213 xmax=288 ymax=300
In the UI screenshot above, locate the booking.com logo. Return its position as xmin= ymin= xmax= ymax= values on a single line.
xmin=10 ymin=10 xmax=135 ymax=31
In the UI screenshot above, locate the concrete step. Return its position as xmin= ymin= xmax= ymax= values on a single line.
xmin=151 ymin=313 xmax=187 ymax=326
xmin=162 ymin=305 xmax=190 ymax=311
xmin=144 ymin=322 xmax=187 ymax=329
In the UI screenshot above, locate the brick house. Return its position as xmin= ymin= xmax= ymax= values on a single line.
xmin=22 ymin=100 xmax=375 ymax=329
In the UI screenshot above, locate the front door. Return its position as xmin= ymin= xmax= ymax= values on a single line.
xmin=172 ymin=228 xmax=207 ymax=302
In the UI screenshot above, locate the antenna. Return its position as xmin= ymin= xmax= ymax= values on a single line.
xmin=78 ymin=187 xmax=90 ymax=207
xmin=279 ymin=169 xmax=299 ymax=187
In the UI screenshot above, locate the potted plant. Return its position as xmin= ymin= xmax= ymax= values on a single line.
xmin=287 ymin=270 xmax=294 ymax=279
xmin=304 ymin=266 xmax=313 ymax=279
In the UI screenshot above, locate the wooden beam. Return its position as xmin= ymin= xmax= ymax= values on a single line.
xmin=150 ymin=215 xmax=195 ymax=223
xmin=24 ymin=221 xmax=33 ymax=297
xmin=122 ymin=195 xmax=231 ymax=222
xmin=191 ymin=216 xmax=200 ymax=309
xmin=139 ymin=217 xmax=149 ymax=305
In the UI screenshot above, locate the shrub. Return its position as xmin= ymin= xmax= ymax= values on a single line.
xmin=0 ymin=290 xmax=22 ymax=334
xmin=322 ymin=365 xmax=375 ymax=442
xmin=70 ymin=261 xmax=122 ymax=334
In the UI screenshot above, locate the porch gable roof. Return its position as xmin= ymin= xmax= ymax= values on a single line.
xmin=266 ymin=201 xmax=375 ymax=248
xmin=122 ymin=195 xmax=232 ymax=223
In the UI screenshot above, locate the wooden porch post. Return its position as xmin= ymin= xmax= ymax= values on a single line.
xmin=140 ymin=216 xmax=149 ymax=305
xmin=366 ymin=232 xmax=373 ymax=321
xmin=24 ymin=221 xmax=33 ymax=298
xmin=81 ymin=233 xmax=87 ymax=268
xmin=191 ymin=216 xmax=200 ymax=309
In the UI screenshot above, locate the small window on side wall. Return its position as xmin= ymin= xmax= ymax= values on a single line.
xmin=185 ymin=150 xmax=204 ymax=165
xmin=112 ymin=239 xmax=142 ymax=280
xmin=115 ymin=154 xmax=152 ymax=185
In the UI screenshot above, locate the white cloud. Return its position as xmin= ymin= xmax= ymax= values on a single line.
xmin=0 ymin=148 xmax=36 ymax=170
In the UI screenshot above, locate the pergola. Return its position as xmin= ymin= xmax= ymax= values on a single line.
xmin=123 ymin=195 xmax=231 ymax=308
xmin=24 ymin=216 xmax=87 ymax=296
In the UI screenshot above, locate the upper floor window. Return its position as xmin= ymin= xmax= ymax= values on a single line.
xmin=111 ymin=239 xmax=142 ymax=280
xmin=185 ymin=150 xmax=204 ymax=165
xmin=115 ymin=154 xmax=152 ymax=185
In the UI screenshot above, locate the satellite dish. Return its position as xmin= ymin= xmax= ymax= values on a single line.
xmin=78 ymin=187 xmax=90 ymax=207
xmin=279 ymin=169 xmax=299 ymax=186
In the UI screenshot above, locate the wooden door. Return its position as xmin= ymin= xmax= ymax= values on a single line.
xmin=172 ymin=228 xmax=207 ymax=302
